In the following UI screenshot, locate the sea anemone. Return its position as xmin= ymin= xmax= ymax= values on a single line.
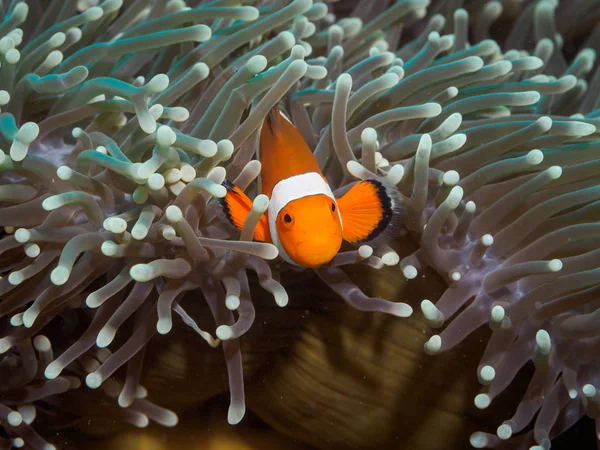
xmin=0 ymin=0 xmax=599 ymax=449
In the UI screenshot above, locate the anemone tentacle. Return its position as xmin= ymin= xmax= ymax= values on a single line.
xmin=1 ymin=1 xmax=599 ymax=449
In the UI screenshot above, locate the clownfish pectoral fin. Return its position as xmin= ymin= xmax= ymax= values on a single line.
xmin=220 ymin=180 xmax=270 ymax=242
xmin=336 ymin=179 xmax=400 ymax=244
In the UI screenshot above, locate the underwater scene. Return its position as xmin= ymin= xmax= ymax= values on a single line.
xmin=1 ymin=0 xmax=600 ymax=449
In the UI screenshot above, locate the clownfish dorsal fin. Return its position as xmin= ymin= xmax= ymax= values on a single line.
xmin=259 ymin=106 xmax=323 ymax=198
xmin=220 ymin=180 xmax=270 ymax=242
xmin=266 ymin=105 xmax=282 ymax=133
xmin=336 ymin=179 xmax=401 ymax=243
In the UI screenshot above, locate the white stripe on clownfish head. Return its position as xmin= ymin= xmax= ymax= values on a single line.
xmin=268 ymin=171 xmax=342 ymax=265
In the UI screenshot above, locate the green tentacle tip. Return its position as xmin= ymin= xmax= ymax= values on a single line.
xmin=11 ymin=2 xmax=29 ymax=24
xmin=14 ymin=228 xmax=30 ymax=243
xmin=32 ymin=66 xmax=89 ymax=94
xmin=162 ymin=107 xmax=189 ymax=122
xmin=144 ymin=74 xmax=170 ymax=95
xmin=10 ymin=122 xmax=39 ymax=162
xmin=0 ymin=91 xmax=10 ymax=105
xmin=49 ymin=32 xmax=66 ymax=48
xmin=189 ymin=24 xmax=212 ymax=42
xmin=50 ymin=266 xmax=71 ymax=286
xmin=138 ymin=113 xmax=157 ymax=135
xmin=83 ymin=6 xmax=104 ymax=21
xmin=130 ymin=264 xmax=151 ymax=282
xmin=103 ymin=217 xmax=128 ymax=234
xmin=42 ymin=195 xmax=67 ymax=211
xmin=147 ymin=173 xmax=165 ymax=191
xmin=5 ymin=48 xmax=20 ymax=64
xmin=102 ymin=0 xmax=123 ymax=13
xmin=100 ymin=240 xmax=119 ymax=257
xmin=157 ymin=126 xmax=177 ymax=148
xmin=56 ymin=166 xmax=73 ymax=180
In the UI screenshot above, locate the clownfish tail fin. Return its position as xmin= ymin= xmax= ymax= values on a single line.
xmin=336 ymin=179 xmax=405 ymax=244
xmin=219 ymin=180 xmax=269 ymax=242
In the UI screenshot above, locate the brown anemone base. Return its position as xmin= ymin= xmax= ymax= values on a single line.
xmin=58 ymin=234 xmax=528 ymax=449
xmin=58 ymin=403 xmax=313 ymax=450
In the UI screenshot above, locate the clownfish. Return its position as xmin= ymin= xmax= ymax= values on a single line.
xmin=220 ymin=107 xmax=400 ymax=268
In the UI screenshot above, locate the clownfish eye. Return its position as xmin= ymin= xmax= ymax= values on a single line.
xmin=331 ymin=202 xmax=336 ymax=212
xmin=280 ymin=211 xmax=294 ymax=228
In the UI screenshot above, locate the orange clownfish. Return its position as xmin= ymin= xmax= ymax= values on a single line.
xmin=220 ymin=107 xmax=400 ymax=268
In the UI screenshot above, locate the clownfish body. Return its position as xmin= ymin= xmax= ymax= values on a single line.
xmin=220 ymin=107 xmax=399 ymax=268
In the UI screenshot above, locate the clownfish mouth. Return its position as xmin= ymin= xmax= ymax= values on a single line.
xmin=292 ymin=239 xmax=341 ymax=268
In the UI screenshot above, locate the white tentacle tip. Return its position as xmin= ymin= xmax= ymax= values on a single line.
xmin=535 ymin=329 xmax=551 ymax=355
xmin=162 ymin=410 xmax=179 ymax=427
xmin=275 ymin=291 xmax=289 ymax=307
xmin=357 ymin=245 xmax=373 ymax=259
xmin=497 ymin=424 xmax=513 ymax=440
xmin=346 ymin=160 xmax=367 ymax=180
xmin=469 ymin=432 xmax=488 ymax=449
xmin=216 ymin=325 xmax=233 ymax=341
xmin=381 ymin=250 xmax=399 ymax=266
xmin=446 ymin=186 xmax=464 ymax=209
xmin=526 ymin=149 xmax=544 ymax=165
xmin=14 ymin=228 xmax=31 ymax=243
xmin=474 ymin=393 xmax=491 ymax=409
xmin=165 ymin=205 xmax=183 ymax=223
xmin=361 ymin=127 xmax=377 ymax=143
xmin=385 ymin=164 xmax=404 ymax=185
xmin=252 ymin=194 xmax=270 ymax=214
xmin=547 ymin=165 xmax=562 ymax=179
xmin=33 ymin=335 xmax=51 ymax=352
xmin=247 ymin=55 xmax=267 ymax=74
xmin=583 ymin=384 xmax=596 ymax=398
xmin=424 ymin=335 xmax=441 ymax=355
xmin=419 ymin=133 xmax=433 ymax=148
xmin=225 ymin=295 xmax=241 ymax=310
xmin=489 ymin=305 xmax=505 ymax=325
xmin=420 ymin=300 xmax=444 ymax=328
xmin=402 ymin=265 xmax=417 ymax=279
xmin=157 ymin=125 xmax=177 ymax=147
xmin=568 ymin=389 xmax=578 ymax=399
xmin=156 ymin=319 xmax=172 ymax=335
xmin=50 ymin=267 xmax=69 ymax=286
xmin=7 ymin=411 xmax=22 ymax=426
xmin=536 ymin=116 xmax=553 ymax=131
xmin=227 ymin=405 xmax=246 ymax=425
xmin=147 ymin=73 xmax=170 ymax=93
xmin=44 ymin=362 xmax=62 ymax=380
xmin=130 ymin=264 xmax=152 ymax=282
xmin=548 ymin=259 xmax=562 ymax=272
xmin=85 ymin=372 xmax=103 ymax=389
xmin=336 ymin=72 xmax=353 ymax=90
xmin=392 ymin=302 xmax=413 ymax=317
xmin=478 ymin=365 xmax=496 ymax=385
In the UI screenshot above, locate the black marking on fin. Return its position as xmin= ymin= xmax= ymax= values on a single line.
xmin=219 ymin=179 xmax=238 ymax=225
xmin=357 ymin=179 xmax=396 ymax=244
xmin=222 ymin=179 xmax=236 ymax=192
